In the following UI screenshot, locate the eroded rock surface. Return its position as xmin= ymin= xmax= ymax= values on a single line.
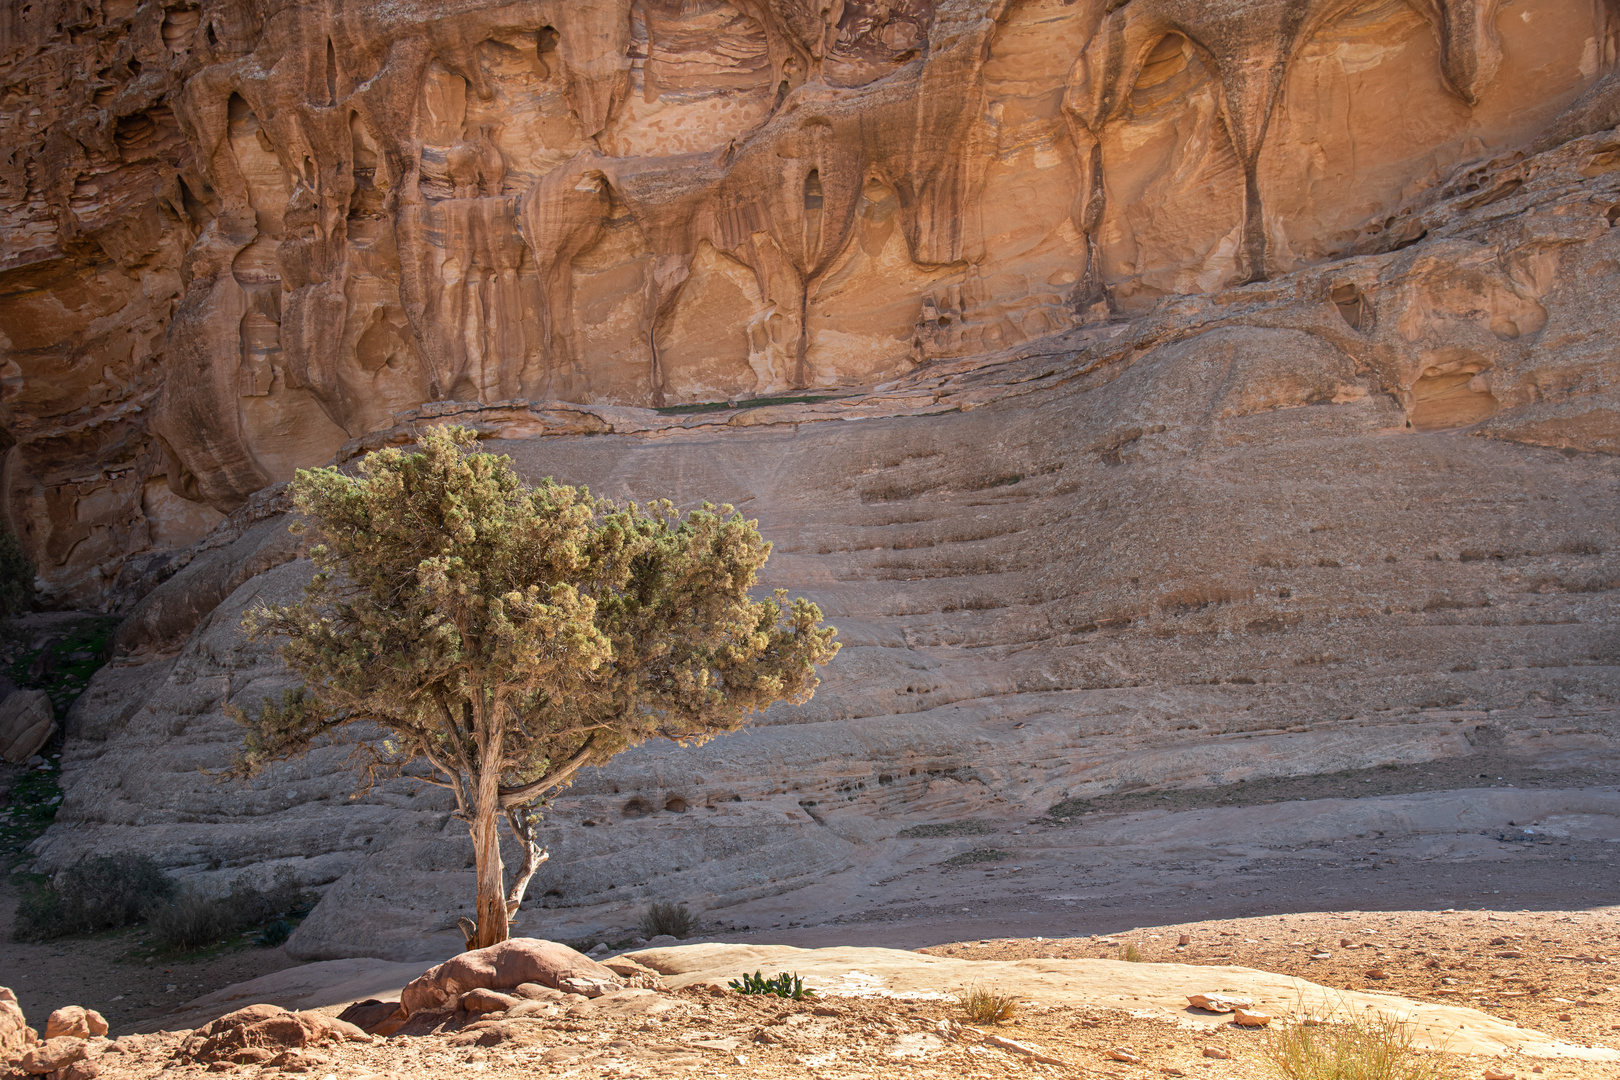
xmin=2 ymin=0 xmax=1616 ymax=599
xmin=4 ymin=0 xmax=1617 ymax=958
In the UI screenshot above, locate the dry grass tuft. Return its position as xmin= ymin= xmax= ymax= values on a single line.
xmin=1119 ymin=942 xmax=1144 ymax=962
xmin=1261 ymin=1008 xmax=1449 ymax=1080
xmin=956 ymin=985 xmax=1019 ymax=1025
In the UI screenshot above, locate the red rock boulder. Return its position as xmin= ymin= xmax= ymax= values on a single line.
xmin=400 ymin=938 xmax=621 ymax=1015
xmin=45 ymin=1007 xmax=109 ymax=1040
xmin=0 ymin=987 xmax=37 ymax=1053
xmin=180 ymin=1004 xmax=368 ymax=1065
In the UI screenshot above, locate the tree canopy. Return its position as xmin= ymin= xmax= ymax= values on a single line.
xmin=230 ymin=425 xmax=838 ymax=947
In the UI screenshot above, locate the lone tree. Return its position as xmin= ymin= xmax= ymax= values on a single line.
xmin=228 ymin=426 xmax=838 ymax=949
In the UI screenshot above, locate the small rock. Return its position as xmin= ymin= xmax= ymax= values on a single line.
xmin=1187 ymin=994 xmax=1252 ymax=1014
xmin=1482 ymin=1070 xmax=1514 ymax=1080
xmin=1364 ymin=969 xmax=1389 ymax=980
xmin=20 ymin=1036 xmax=90 ymax=1074
xmin=458 ymin=989 xmax=519 ymax=1015
xmin=558 ymin=976 xmax=619 ymax=999
xmin=1177 ymin=933 xmax=1190 ymax=946
xmin=1232 ymin=1009 xmax=1271 ymax=1027
xmin=644 ymin=934 xmax=680 ymax=947
xmin=587 ymin=942 xmax=610 ymax=957
xmin=1202 ymin=1047 xmax=1231 ymax=1059
xmin=334 ymin=999 xmax=403 ymax=1034
xmin=45 ymin=1006 xmax=109 ymax=1040
xmin=1495 ymin=951 xmax=1523 ymax=959
xmin=1558 ymin=1013 xmax=1572 ymax=1022
xmin=1106 ymin=1048 xmax=1140 ymax=1063
xmin=1310 ymin=952 xmax=1332 ymax=960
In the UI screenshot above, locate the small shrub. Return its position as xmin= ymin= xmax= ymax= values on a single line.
xmin=12 ymin=853 xmax=175 ymax=940
xmin=147 ymin=888 xmax=238 ymax=951
xmin=1048 ymin=797 xmax=1090 ymax=818
xmin=1119 ymin=943 xmax=1144 ymax=962
xmin=639 ymin=901 xmax=698 ymax=939
xmin=254 ymin=920 xmax=294 ymax=948
xmin=1261 ymin=1008 xmax=1448 ymax=1080
xmin=896 ymin=820 xmax=995 ymax=838
xmin=146 ymin=869 xmax=313 ymax=952
xmin=729 ymin=971 xmax=814 ymax=999
xmin=941 ymin=848 xmax=1011 ymax=868
xmin=957 ymin=985 xmax=1018 ymax=1024
xmin=0 ymin=531 xmax=34 ymax=618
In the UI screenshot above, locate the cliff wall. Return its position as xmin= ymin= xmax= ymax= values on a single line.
xmin=1 ymin=0 xmax=1617 ymax=957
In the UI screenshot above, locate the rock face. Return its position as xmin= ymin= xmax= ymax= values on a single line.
xmin=4 ymin=0 xmax=1618 ymax=957
xmin=0 ymin=689 xmax=55 ymax=763
xmin=1 ymin=0 xmax=1615 ymax=602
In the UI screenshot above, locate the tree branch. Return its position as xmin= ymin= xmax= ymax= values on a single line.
xmin=503 ymin=807 xmax=549 ymax=921
xmin=497 ymin=735 xmax=596 ymax=808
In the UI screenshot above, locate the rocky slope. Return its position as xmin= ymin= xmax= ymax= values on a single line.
xmin=2 ymin=0 xmax=1617 ymax=958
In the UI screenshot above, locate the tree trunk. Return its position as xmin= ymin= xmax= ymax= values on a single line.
xmin=469 ymin=799 xmax=509 ymax=949
xmin=468 ymin=705 xmax=509 ymax=950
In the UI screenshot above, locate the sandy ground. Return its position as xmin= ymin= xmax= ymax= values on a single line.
xmin=42 ymin=914 xmax=1620 ymax=1080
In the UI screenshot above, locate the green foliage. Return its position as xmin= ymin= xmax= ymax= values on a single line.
xmin=229 ymin=426 xmax=838 ymax=944
xmin=1119 ymin=942 xmax=1144 ymax=962
xmin=639 ymin=901 xmax=697 ymax=939
xmin=729 ymin=971 xmax=814 ymax=999
xmin=12 ymin=853 xmax=175 ymax=941
xmin=1261 ymin=1009 xmax=1449 ymax=1080
xmin=0 ymin=530 xmax=34 ymax=618
xmin=956 ymin=985 xmax=1019 ymax=1024
xmin=0 ymin=761 xmax=65 ymax=868
xmin=145 ymin=870 xmax=313 ymax=953
xmin=232 ymin=425 xmax=837 ymax=788
xmin=2 ymin=615 xmax=120 ymax=716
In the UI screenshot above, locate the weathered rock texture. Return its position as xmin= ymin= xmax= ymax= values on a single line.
xmin=5 ymin=0 xmax=1619 ymax=957
xmin=2 ymin=0 xmax=1616 ymax=601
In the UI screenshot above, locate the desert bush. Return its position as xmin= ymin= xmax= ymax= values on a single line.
xmin=146 ymin=869 xmax=313 ymax=952
xmin=896 ymin=820 xmax=995 ymax=838
xmin=0 ymin=530 xmax=34 ymax=617
xmin=12 ymin=853 xmax=175 ymax=940
xmin=1119 ymin=943 xmax=1144 ymax=962
xmin=956 ymin=985 xmax=1019 ymax=1024
xmin=941 ymin=848 xmax=1011 ymax=868
xmin=729 ymin=971 xmax=814 ymax=999
xmin=1261 ymin=1008 xmax=1447 ymax=1080
xmin=254 ymin=920 xmax=295 ymax=948
xmin=639 ymin=901 xmax=698 ymax=939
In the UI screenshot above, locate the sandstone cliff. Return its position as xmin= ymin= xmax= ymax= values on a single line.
xmin=2 ymin=0 xmax=1617 ymax=958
